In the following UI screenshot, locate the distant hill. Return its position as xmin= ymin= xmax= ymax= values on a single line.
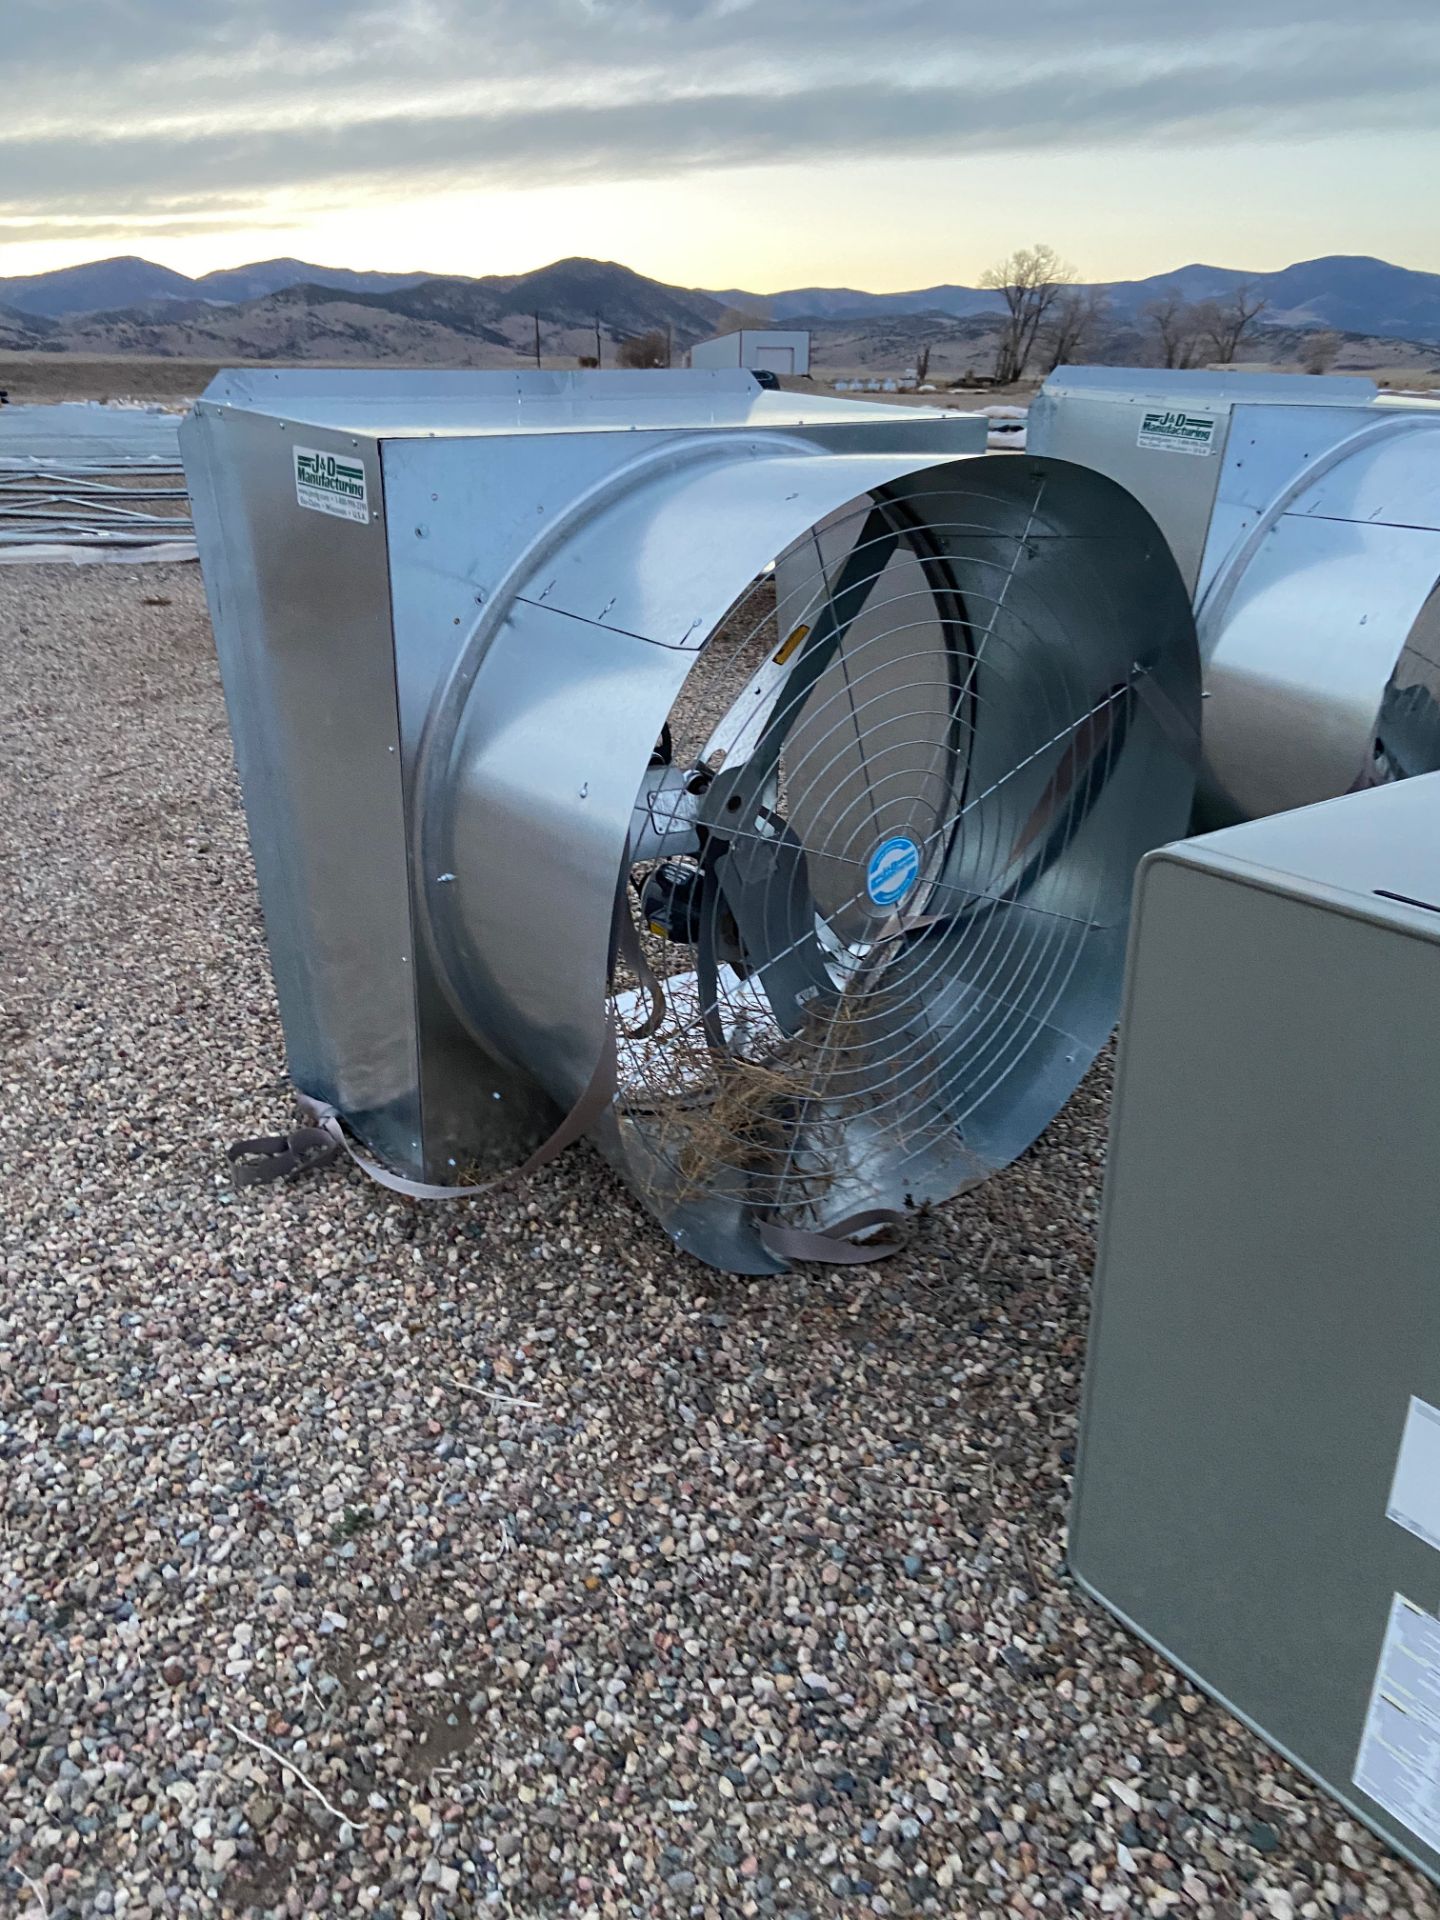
xmin=6 ymin=250 xmax=1434 ymax=343
xmin=0 ymin=302 xmax=55 ymax=351
xmin=194 ymin=258 xmax=434 ymax=303
xmin=0 ymin=255 xmax=199 ymax=319
xmin=490 ymin=257 xmax=724 ymax=339
xmin=24 ymin=261 xmax=728 ymax=368
xmin=712 ymin=283 xmax=1004 ymax=322
xmin=2 ymin=252 xmax=1436 ymax=375
xmin=715 ymin=254 xmax=1440 ymax=343
xmin=0 ymin=253 xmax=440 ymax=318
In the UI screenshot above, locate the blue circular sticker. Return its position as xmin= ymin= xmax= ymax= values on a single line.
xmin=866 ymin=835 xmax=921 ymax=909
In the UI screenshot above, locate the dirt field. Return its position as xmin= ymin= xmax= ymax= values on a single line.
xmin=0 ymin=353 xmax=235 ymax=406
xmin=3 ymin=351 xmax=1432 ymax=417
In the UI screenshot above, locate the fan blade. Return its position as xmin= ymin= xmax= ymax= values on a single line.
xmin=700 ymin=506 xmax=899 ymax=784
xmin=691 ymin=510 xmax=899 ymax=1044
xmin=750 ymin=506 xmax=899 ymax=785
xmin=928 ymin=682 xmax=1136 ymax=929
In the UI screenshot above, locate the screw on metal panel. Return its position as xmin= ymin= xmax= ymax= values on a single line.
xmin=415 ymin=526 xmax=428 ymax=538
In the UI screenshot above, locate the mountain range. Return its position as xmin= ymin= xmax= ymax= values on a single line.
xmin=715 ymin=255 xmax=1440 ymax=341
xmin=1 ymin=254 xmax=1437 ymax=383
xmin=0 ymin=259 xmax=738 ymax=368
xmin=2 ymin=250 xmax=1438 ymax=343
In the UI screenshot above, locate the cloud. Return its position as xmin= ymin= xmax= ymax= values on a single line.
xmin=0 ymin=216 xmax=285 ymax=246
xmin=3 ymin=2 xmax=1437 ymax=220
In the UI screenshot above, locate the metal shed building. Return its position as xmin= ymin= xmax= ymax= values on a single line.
xmin=689 ymin=329 xmax=812 ymax=378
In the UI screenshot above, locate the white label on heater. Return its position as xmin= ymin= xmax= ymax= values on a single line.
xmin=1388 ymin=1397 xmax=1440 ymax=1555
xmin=1136 ymin=408 xmax=1218 ymax=456
xmin=294 ymin=446 xmax=369 ymax=524
xmin=1355 ymin=1595 xmax=1440 ymax=1858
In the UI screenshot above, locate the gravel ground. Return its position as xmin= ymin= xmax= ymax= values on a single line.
xmin=2 ymin=564 xmax=1435 ymax=1920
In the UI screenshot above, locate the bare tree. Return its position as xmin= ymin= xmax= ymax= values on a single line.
xmin=915 ymin=344 xmax=932 ymax=385
xmin=1145 ymin=292 xmax=1205 ymax=370
xmin=1041 ymin=287 xmax=1109 ymax=373
xmin=1300 ymin=329 xmax=1342 ymax=375
xmin=980 ymin=244 xmax=1075 ymax=385
xmin=616 ymin=328 xmax=670 ymax=369
xmin=1194 ymin=283 xmax=1268 ymax=364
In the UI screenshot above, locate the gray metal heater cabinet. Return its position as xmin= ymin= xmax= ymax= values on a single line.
xmin=1072 ymin=774 xmax=1440 ymax=1882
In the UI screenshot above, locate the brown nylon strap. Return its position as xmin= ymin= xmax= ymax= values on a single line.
xmin=614 ymin=902 xmax=668 ymax=1040
xmin=757 ymin=1208 xmax=906 ymax=1266
xmin=287 ymin=1018 xmax=619 ymax=1200
xmin=227 ymin=1127 xmax=342 ymax=1187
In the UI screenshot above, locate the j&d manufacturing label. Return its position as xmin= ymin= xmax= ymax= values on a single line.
xmin=294 ymin=446 xmax=369 ymax=523
xmin=1136 ymin=408 xmax=1218 ymax=456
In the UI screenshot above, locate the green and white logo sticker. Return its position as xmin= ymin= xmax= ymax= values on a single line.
xmin=1136 ymin=408 xmax=1218 ymax=456
xmin=294 ymin=446 xmax=369 ymax=523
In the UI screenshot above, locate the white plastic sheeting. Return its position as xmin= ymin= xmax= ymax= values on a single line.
xmin=0 ymin=402 xmax=196 ymax=561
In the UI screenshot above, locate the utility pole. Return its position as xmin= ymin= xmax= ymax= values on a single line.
xmin=665 ymin=323 xmax=674 ymax=369
xmin=533 ymin=311 xmax=542 ymax=370
xmin=594 ymin=315 xmax=603 ymax=367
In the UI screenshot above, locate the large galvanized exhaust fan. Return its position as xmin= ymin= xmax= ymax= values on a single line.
xmin=183 ymin=371 xmax=1199 ymax=1272
xmin=1029 ymin=368 xmax=1440 ymax=823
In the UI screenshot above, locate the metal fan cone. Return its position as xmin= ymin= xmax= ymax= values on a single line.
xmin=596 ymin=471 xmax=1200 ymax=1270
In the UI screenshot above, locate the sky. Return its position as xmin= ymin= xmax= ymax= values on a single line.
xmin=3 ymin=0 xmax=1438 ymax=292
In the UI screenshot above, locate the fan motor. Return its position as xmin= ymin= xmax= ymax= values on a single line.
xmin=639 ymin=861 xmax=706 ymax=945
